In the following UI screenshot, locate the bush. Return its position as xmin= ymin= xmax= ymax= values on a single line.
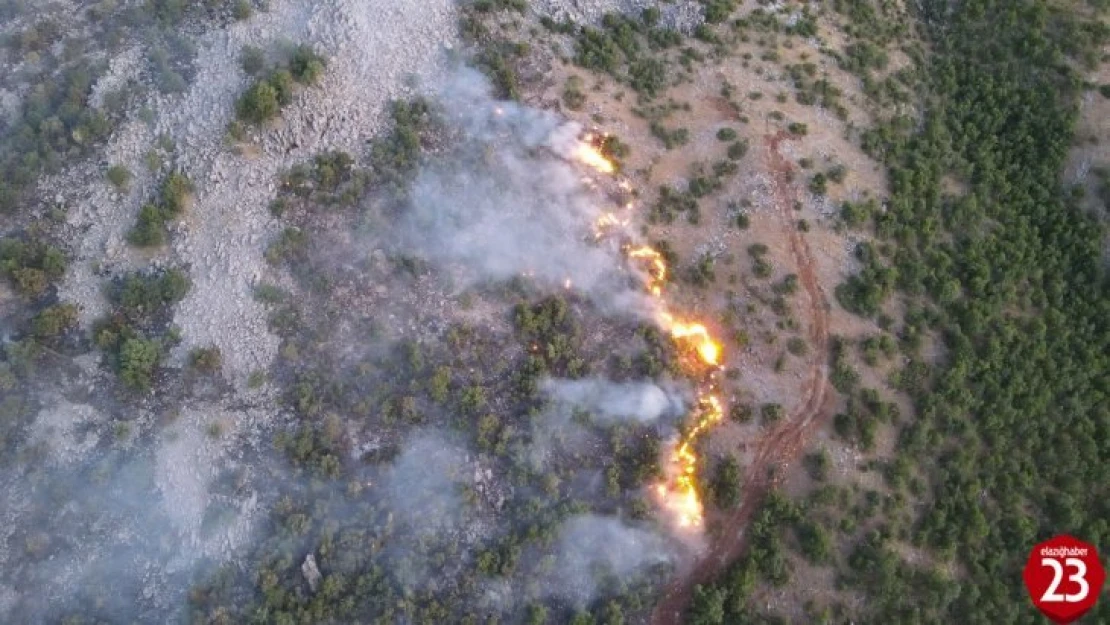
xmin=711 ymin=457 xmax=742 ymax=508
xmin=107 ymin=165 xmax=132 ymax=190
xmin=119 ymin=338 xmax=162 ymax=391
xmin=786 ymin=336 xmax=808 ymax=356
xmin=703 ymin=0 xmax=737 ymax=24
xmin=232 ymin=0 xmax=252 ymax=20
xmin=761 ymin=403 xmax=784 ymax=424
xmin=809 ymin=172 xmax=827 ymax=195
xmin=0 ymin=238 xmax=66 ymax=298
xmin=115 ymin=268 xmax=191 ymax=322
xmin=803 ymin=450 xmax=829 ymax=481
xmin=788 ymin=122 xmax=808 ymax=135
xmin=236 ymin=80 xmax=280 ymax=125
xmin=727 ymin=139 xmax=749 ymax=160
xmin=128 ymin=204 xmax=167 ymax=247
xmin=240 ymin=45 xmax=266 ymax=75
xmin=189 ymin=346 xmax=223 ymax=374
xmin=563 ymin=75 xmax=586 ymax=110
xmin=289 ymin=45 xmax=326 ymax=85
xmin=269 ymin=69 xmax=295 ymax=105
xmin=729 ymin=402 xmax=753 ymax=423
xmin=32 ymin=304 xmax=78 ymax=339
xmin=716 ymin=127 xmax=737 ymax=141
xmin=160 ymin=171 xmax=193 ymax=215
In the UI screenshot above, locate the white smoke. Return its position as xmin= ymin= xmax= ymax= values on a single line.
xmin=396 ymin=68 xmax=651 ymax=311
xmin=383 ymin=431 xmax=470 ymax=536
xmin=540 ymin=377 xmax=687 ymax=424
xmin=543 ymin=515 xmax=673 ymax=607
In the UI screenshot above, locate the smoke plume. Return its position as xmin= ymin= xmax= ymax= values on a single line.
xmin=544 ymin=515 xmax=673 ymax=607
xmin=395 ymin=68 xmax=649 ymax=312
xmin=540 ymin=377 xmax=688 ymax=425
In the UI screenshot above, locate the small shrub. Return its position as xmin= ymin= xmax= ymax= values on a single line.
xmin=809 ymin=173 xmax=827 ymax=195
xmin=788 ymin=121 xmax=808 ymax=135
xmin=236 ymin=80 xmax=280 ymax=125
xmin=240 ymin=45 xmax=266 ymax=75
xmin=160 ymin=172 xmax=193 ymax=215
xmin=729 ymin=402 xmax=753 ymax=423
xmin=710 ymin=457 xmax=742 ymax=508
xmin=119 ymin=338 xmax=162 ymax=391
xmin=107 ymin=165 xmax=132 ymax=190
xmin=563 ymin=75 xmax=587 ymax=110
xmin=289 ymin=45 xmax=326 ymax=85
xmin=232 ymin=0 xmax=252 ymax=20
xmin=761 ymin=403 xmax=784 ymax=424
xmin=716 ymin=127 xmax=737 ymax=141
xmin=787 ymin=336 xmax=808 ymax=356
xmin=804 ymin=450 xmax=829 ymax=481
xmin=189 ymin=347 xmax=223 ymax=374
xmin=727 ymin=139 xmax=749 ymax=160
xmin=129 ymin=204 xmax=167 ymax=247
xmin=32 ymin=304 xmax=78 ymax=339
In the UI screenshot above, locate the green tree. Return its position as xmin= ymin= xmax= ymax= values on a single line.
xmin=119 ymin=338 xmax=161 ymax=390
xmin=236 ymin=81 xmax=280 ymax=124
xmin=711 ymin=457 xmax=742 ymax=509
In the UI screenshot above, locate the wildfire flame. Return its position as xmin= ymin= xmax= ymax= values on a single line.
xmin=572 ymin=136 xmax=729 ymax=532
xmin=575 ymin=133 xmax=615 ymax=174
xmin=658 ymin=395 xmax=725 ymax=527
xmin=628 ymin=246 xmax=668 ymax=297
xmin=659 ymin=313 xmax=721 ymax=367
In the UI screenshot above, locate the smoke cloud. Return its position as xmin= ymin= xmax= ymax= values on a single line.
xmin=382 ymin=431 xmax=470 ymax=536
xmin=395 ymin=68 xmax=649 ymax=311
xmin=540 ymin=377 xmax=687 ymax=425
xmin=543 ymin=515 xmax=673 ymax=607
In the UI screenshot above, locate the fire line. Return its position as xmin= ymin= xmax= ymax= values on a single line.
xmin=574 ymin=137 xmax=726 ymax=530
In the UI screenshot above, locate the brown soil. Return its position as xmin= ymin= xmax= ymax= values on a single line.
xmin=651 ymin=131 xmax=836 ymax=625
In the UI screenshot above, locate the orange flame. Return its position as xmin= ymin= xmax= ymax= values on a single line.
xmin=657 ymin=395 xmax=725 ymax=527
xmin=573 ymin=134 xmax=615 ymax=174
xmin=659 ymin=313 xmax=721 ymax=367
xmin=628 ymin=246 xmax=667 ymax=297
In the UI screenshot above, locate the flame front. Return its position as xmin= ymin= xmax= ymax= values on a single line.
xmin=628 ymin=246 xmax=668 ymax=297
xmin=574 ymin=136 xmax=728 ymax=531
xmin=659 ymin=312 xmax=722 ymax=367
xmin=575 ymin=134 xmax=616 ymax=174
xmin=659 ymin=395 xmax=725 ymax=527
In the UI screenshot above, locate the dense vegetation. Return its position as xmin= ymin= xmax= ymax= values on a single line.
xmin=569 ymin=10 xmax=683 ymax=99
xmin=691 ymin=0 xmax=1110 ymax=622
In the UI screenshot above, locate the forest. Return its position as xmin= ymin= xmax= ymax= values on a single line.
xmin=689 ymin=0 xmax=1110 ymax=622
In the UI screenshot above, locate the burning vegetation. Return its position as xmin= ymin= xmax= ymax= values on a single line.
xmin=572 ymin=139 xmax=726 ymax=530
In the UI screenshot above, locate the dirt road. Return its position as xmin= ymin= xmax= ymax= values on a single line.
xmin=650 ymin=132 xmax=835 ymax=624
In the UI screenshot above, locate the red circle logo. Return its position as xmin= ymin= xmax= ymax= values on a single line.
xmin=1023 ymin=535 xmax=1105 ymax=624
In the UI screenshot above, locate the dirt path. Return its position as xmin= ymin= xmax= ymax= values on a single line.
xmin=650 ymin=132 xmax=834 ymax=624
